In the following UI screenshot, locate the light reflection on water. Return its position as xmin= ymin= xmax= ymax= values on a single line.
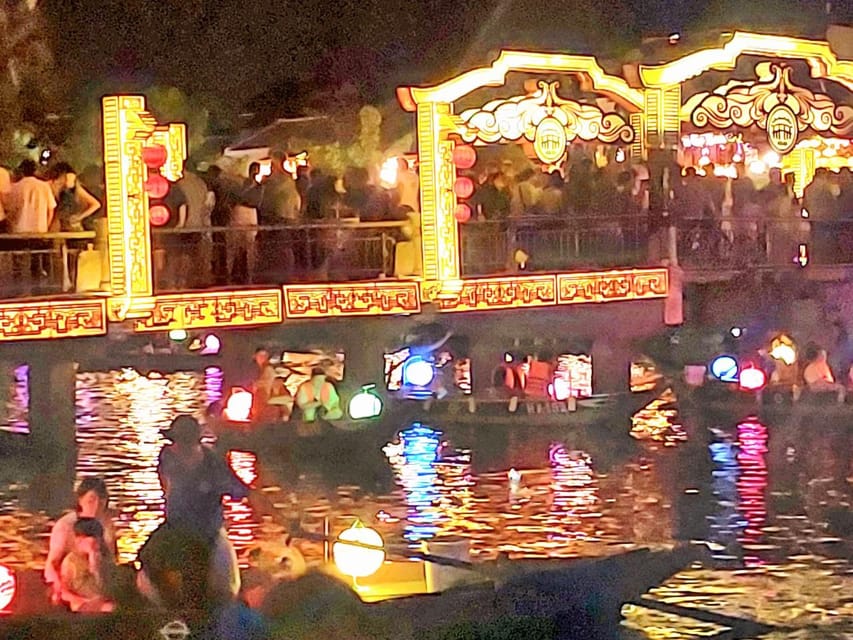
xmin=0 ymin=370 xmax=849 ymax=638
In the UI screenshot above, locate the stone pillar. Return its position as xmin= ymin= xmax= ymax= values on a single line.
xmin=591 ymin=339 xmax=632 ymax=395
xmin=26 ymin=352 xmax=78 ymax=514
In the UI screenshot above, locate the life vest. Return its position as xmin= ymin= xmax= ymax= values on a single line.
xmin=295 ymin=377 xmax=342 ymax=422
xmin=525 ymin=359 xmax=553 ymax=399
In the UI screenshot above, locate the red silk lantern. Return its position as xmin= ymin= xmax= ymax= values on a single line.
xmin=453 ymin=145 xmax=477 ymax=169
xmin=145 ymin=174 xmax=170 ymax=199
xmin=454 ymin=204 xmax=472 ymax=223
xmin=454 ymin=176 xmax=474 ymax=199
xmin=142 ymin=145 xmax=168 ymax=169
xmin=150 ymin=205 xmax=171 ymax=226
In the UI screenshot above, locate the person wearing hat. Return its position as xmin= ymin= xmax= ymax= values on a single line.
xmin=155 ymin=414 xmax=249 ymax=601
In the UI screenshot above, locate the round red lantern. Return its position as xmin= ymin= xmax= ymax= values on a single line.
xmin=453 ymin=145 xmax=477 ymax=169
xmin=453 ymin=176 xmax=475 ymax=199
xmin=0 ymin=564 xmax=15 ymax=611
xmin=150 ymin=205 xmax=171 ymax=227
xmin=142 ymin=145 xmax=168 ymax=169
xmin=145 ymin=174 xmax=170 ymax=199
xmin=454 ymin=203 xmax=472 ymax=223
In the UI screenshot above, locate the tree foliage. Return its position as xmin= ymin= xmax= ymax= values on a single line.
xmin=0 ymin=0 xmax=62 ymax=163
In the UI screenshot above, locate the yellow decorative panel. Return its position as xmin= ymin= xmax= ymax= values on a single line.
xmin=134 ymin=290 xmax=283 ymax=332
xmin=284 ymin=282 xmax=421 ymax=318
xmin=435 ymin=275 xmax=557 ymax=312
xmin=640 ymin=31 xmax=853 ymax=91
xmin=148 ymin=124 xmax=187 ymax=182
xmin=398 ymin=50 xmax=644 ymax=111
xmin=557 ymin=268 xmax=668 ymax=305
xmin=0 ymin=299 xmax=107 ymax=341
xmin=102 ymin=95 xmax=187 ymax=321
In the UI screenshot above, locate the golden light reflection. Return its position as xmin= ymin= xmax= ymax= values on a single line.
xmin=631 ymin=389 xmax=686 ymax=446
xmin=75 ymin=369 xmax=218 ymax=564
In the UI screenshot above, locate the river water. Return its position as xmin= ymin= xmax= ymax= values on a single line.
xmin=0 ymin=367 xmax=851 ymax=638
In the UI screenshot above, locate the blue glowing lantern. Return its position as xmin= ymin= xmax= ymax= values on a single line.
xmin=710 ymin=355 xmax=739 ymax=383
xmin=348 ymin=384 xmax=383 ymax=420
xmin=403 ymin=356 xmax=435 ymax=387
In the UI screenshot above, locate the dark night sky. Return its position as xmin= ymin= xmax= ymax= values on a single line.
xmin=42 ymin=0 xmax=847 ymax=112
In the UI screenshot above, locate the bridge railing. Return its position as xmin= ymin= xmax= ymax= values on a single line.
xmin=150 ymin=219 xmax=408 ymax=292
xmin=460 ymin=215 xmax=653 ymax=275
xmin=0 ymin=231 xmax=97 ymax=299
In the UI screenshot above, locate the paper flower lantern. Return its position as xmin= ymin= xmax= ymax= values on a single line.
xmin=349 ymin=384 xmax=383 ymax=420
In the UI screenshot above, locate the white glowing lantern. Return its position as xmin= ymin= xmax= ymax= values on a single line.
xmin=403 ymin=356 xmax=434 ymax=387
xmin=0 ymin=564 xmax=15 ymax=611
xmin=333 ymin=523 xmax=385 ymax=578
xmin=168 ymin=329 xmax=188 ymax=341
xmin=224 ymin=387 xmax=253 ymax=422
xmin=739 ymin=366 xmax=767 ymax=392
xmin=770 ymin=344 xmax=796 ymax=366
xmin=379 ymin=157 xmax=399 ymax=189
xmin=348 ymin=385 xmax=383 ymax=420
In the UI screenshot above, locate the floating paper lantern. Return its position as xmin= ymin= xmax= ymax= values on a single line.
xmin=201 ymin=334 xmax=221 ymax=356
xmin=739 ymin=366 xmax=767 ymax=392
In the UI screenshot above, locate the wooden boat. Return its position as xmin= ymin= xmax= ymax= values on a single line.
xmin=0 ymin=545 xmax=698 ymax=640
xmin=676 ymin=381 xmax=853 ymax=422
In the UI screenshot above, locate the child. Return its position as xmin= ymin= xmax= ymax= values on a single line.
xmin=59 ymin=517 xmax=115 ymax=612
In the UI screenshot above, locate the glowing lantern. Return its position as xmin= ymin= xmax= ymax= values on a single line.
xmin=333 ymin=522 xmax=385 ymax=578
xmin=739 ymin=366 xmax=767 ymax=392
xmin=142 ymin=144 xmax=168 ymax=169
xmin=403 ymin=356 xmax=435 ymax=387
xmin=454 ymin=176 xmax=474 ymax=199
xmin=145 ymin=174 xmax=170 ymax=199
xmin=0 ymin=564 xmax=15 ymax=611
xmin=168 ymin=329 xmax=187 ymax=342
xmin=200 ymin=334 xmax=221 ymax=356
xmin=348 ymin=384 xmax=383 ymax=420
xmin=549 ymin=376 xmax=571 ymax=401
xmin=452 ymin=145 xmax=477 ymax=169
xmin=710 ymin=355 xmax=739 ymax=383
xmin=150 ymin=205 xmax=171 ymax=227
xmin=224 ymin=387 xmax=253 ymax=422
xmin=454 ymin=204 xmax=472 ymax=223
xmin=379 ymin=157 xmax=399 ymax=188
xmin=770 ymin=335 xmax=796 ymax=366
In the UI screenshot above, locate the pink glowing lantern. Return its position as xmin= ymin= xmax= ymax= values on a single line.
xmin=145 ymin=173 xmax=170 ymax=199
xmin=452 ymin=145 xmax=477 ymax=169
xmin=149 ymin=205 xmax=171 ymax=227
xmin=738 ymin=366 xmax=767 ymax=392
xmin=454 ymin=203 xmax=472 ymax=223
xmin=0 ymin=564 xmax=15 ymax=611
xmin=142 ymin=144 xmax=168 ymax=169
xmin=453 ymin=176 xmax=475 ymax=199
xmin=224 ymin=387 xmax=253 ymax=422
xmin=200 ymin=334 xmax=221 ymax=356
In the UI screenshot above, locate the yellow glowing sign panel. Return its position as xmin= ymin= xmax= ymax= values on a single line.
xmin=557 ymin=268 xmax=668 ymax=305
xmin=398 ymin=50 xmax=644 ymax=111
xmin=102 ymin=95 xmax=187 ymax=321
xmin=434 ymin=275 xmax=557 ymax=312
xmin=284 ymin=282 xmax=420 ymax=318
xmin=640 ymin=31 xmax=853 ymax=90
xmin=0 ymin=299 xmax=107 ymax=341
xmin=133 ymin=289 xmax=283 ymax=332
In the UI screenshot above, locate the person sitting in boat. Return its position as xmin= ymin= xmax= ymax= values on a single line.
xmin=251 ymin=347 xmax=277 ymax=420
xmin=58 ymin=517 xmax=116 ymax=612
xmin=136 ymin=525 xmax=268 ymax=639
xmin=265 ymin=376 xmax=294 ymax=422
xmin=44 ymin=477 xmax=116 ymax=605
xmin=800 ymin=344 xmax=846 ymax=403
xmin=155 ymin=415 xmax=250 ymax=602
xmin=295 ymin=369 xmax=343 ymax=422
